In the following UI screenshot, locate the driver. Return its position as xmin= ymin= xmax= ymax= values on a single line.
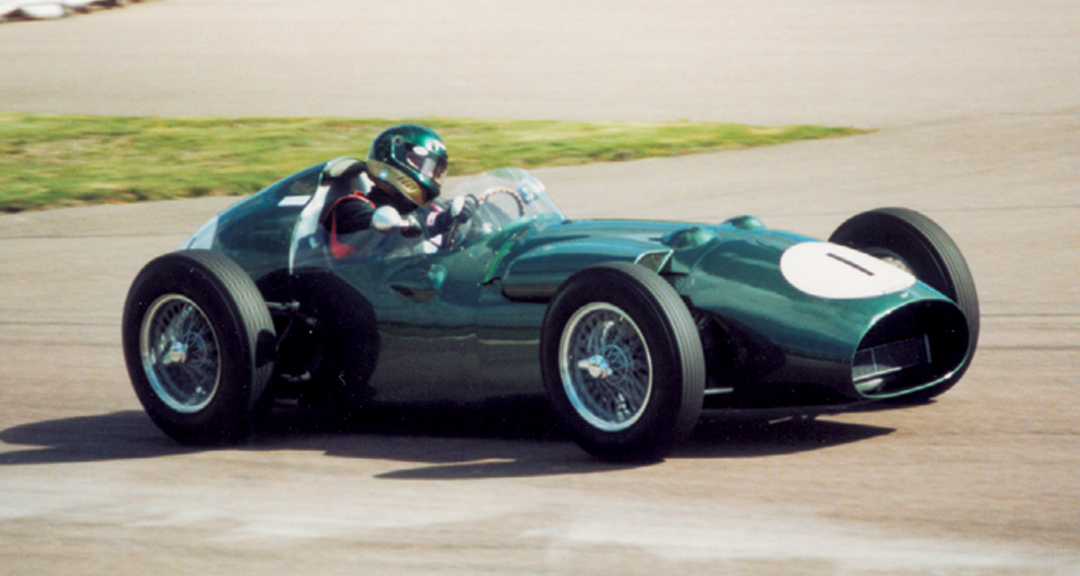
xmin=321 ymin=124 xmax=476 ymax=257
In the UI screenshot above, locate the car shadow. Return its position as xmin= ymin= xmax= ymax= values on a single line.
xmin=676 ymin=416 xmax=894 ymax=459
xmin=256 ymin=400 xmax=634 ymax=478
xmin=0 ymin=410 xmax=196 ymax=466
xmin=0 ymin=402 xmax=895 ymax=479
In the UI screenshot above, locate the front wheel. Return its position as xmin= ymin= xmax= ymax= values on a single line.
xmin=122 ymin=250 xmax=276 ymax=445
xmin=541 ymin=262 xmax=705 ymax=461
xmin=830 ymin=207 xmax=979 ymax=400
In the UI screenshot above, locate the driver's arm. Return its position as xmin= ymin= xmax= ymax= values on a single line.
xmin=323 ymin=194 xmax=375 ymax=234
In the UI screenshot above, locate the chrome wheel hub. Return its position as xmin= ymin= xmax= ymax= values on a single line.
xmin=163 ymin=341 xmax=189 ymax=366
xmin=577 ymin=355 xmax=614 ymax=380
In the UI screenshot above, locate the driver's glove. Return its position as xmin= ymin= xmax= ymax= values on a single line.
xmin=450 ymin=195 xmax=478 ymax=224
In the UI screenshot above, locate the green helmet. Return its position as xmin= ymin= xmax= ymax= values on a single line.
xmin=367 ymin=124 xmax=448 ymax=209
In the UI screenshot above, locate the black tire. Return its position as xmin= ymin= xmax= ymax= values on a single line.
xmin=829 ymin=207 xmax=979 ymax=399
xmin=122 ymin=250 xmax=277 ymax=445
xmin=540 ymin=262 xmax=705 ymax=461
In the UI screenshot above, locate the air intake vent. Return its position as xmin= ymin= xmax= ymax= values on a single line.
xmin=853 ymin=300 xmax=968 ymax=398
xmin=634 ymin=250 xmax=673 ymax=273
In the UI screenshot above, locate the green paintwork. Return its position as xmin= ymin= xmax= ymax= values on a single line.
xmin=183 ymin=165 xmax=970 ymax=409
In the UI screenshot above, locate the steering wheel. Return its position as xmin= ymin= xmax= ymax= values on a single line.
xmin=445 ymin=188 xmax=526 ymax=250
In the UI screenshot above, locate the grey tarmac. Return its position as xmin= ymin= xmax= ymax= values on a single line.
xmin=0 ymin=1 xmax=1077 ymax=574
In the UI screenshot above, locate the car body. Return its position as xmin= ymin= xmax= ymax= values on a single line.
xmin=123 ymin=159 xmax=978 ymax=460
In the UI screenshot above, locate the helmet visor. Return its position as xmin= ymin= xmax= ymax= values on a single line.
xmin=394 ymin=142 xmax=447 ymax=185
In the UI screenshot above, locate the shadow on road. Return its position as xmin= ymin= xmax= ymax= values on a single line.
xmin=0 ymin=402 xmax=894 ymax=479
xmin=0 ymin=410 xmax=194 ymax=465
xmin=678 ymin=417 xmax=894 ymax=458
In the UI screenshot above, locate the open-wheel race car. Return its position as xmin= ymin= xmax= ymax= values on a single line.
xmin=122 ymin=159 xmax=978 ymax=461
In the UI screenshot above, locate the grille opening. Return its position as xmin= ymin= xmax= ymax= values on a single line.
xmin=853 ymin=335 xmax=931 ymax=392
xmin=853 ymin=301 xmax=968 ymax=398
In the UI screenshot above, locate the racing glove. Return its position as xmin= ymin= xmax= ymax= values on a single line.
xmin=450 ymin=194 xmax=478 ymax=224
xmin=400 ymin=214 xmax=423 ymax=238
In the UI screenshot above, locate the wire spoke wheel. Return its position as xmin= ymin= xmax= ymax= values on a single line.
xmin=140 ymin=294 xmax=222 ymax=414
xmin=123 ymin=249 xmax=276 ymax=445
xmin=559 ymin=303 xmax=652 ymax=432
xmin=541 ymin=262 xmax=705 ymax=461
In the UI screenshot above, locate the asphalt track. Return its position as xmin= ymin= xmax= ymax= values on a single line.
xmin=1 ymin=1 xmax=1078 ymax=574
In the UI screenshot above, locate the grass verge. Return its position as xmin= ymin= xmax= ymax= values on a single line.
xmin=0 ymin=114 xmax=865 ymax=212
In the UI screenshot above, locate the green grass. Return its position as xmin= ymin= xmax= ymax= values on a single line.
xmin=0 ymin=114 xmax=865 ymax=212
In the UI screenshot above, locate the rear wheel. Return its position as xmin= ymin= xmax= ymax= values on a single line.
xmin=123 ymin=250 xmax=276 ymax=445
xmin=830 ymin=208 xmax=979 ymax=400
xmin=541 ymin=262 xmax=705 ymax=461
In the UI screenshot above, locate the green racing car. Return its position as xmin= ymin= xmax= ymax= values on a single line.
xmin=122 ymin=160 xmax=978 ymax=461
